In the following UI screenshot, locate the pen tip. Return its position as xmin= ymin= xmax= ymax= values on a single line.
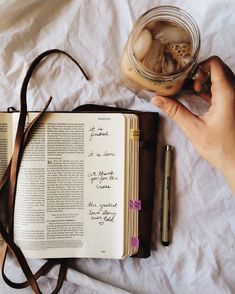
xmin=165 ymin=145 xmax=173 ymax=151
xmin=161 ymin=241 xmax=170 ymax=246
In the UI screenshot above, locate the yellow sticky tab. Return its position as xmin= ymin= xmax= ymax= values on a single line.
xmin=130 ymin=129 xmax=140 ymax=140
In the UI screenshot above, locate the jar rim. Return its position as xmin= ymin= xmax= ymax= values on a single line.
xmin=128 ymin=5 xmax=201 ymax=82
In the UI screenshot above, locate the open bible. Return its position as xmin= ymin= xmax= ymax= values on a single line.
xmin=0 ymin=50 xmax=158 ymax=294
xmin=0 ymin=111 xmax=142 ymax=259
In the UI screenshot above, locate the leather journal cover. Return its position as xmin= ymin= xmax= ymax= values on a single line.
xmin=74 ymin=104 xmax=159 ymax=258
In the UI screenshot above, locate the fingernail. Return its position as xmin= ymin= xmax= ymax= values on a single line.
xmin=151 ymin=96 xmax=166 ymax=108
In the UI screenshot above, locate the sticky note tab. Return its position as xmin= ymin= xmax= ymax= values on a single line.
xmin=130 ymin=200 xmax=142 ymax=210
xmin=131 ymin=237 xmax=139 ymax=248
xmin=130 ymin=129 xmax=140 ymax=140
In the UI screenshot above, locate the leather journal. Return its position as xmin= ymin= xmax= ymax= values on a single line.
xmin=0 ymin=50 xmax=159 ymax=293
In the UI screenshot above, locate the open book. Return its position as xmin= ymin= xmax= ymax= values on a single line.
xmin=0 ymin=112 xmax=140 ymax=259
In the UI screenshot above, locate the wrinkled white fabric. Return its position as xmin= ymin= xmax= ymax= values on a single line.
xmin=1 ymin=0 xmax=235 ymax=293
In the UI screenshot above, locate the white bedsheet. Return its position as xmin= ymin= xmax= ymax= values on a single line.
xmin=1 ymin=0 xmax=235 ymax=293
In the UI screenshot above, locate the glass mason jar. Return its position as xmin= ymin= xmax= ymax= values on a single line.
xmin=120 ymin=6 xmax=201 ymax=97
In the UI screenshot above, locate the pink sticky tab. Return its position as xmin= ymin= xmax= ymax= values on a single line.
xmin=131 ymin=237 xmax=139 ymax=248
xmin=130 ymin=200 xmax=142 ymax=210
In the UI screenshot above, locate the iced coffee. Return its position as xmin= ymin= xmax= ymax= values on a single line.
xmin=120 ymin=6 xmax=200 ymax=97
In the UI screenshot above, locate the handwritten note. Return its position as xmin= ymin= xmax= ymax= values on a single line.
xmin=88 ymin=126 xmax=109 ymax=142
xmin=88 ymin=201 xmax=118 ymax=225
xmin=88 ymin=150 xmax=116 ymax=157
xmin=87 ymin=170 xmax=118 ymax=189
xmin=84 ymin=114 xmax=125 ymax=247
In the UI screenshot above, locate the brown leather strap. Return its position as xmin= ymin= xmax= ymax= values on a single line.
xmin=0 ymin=49 xmax=89 ymax=293
xmin=0 ymin=97 xmax=52 ymax=192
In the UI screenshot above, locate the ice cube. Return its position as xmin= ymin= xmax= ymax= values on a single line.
xmin=154 ymin=25 xmax=191 ymax=44
xmin=133 ymin=29 xmax=152 ymax=60
xmin=142 ymin=40 xmax=164 ymax=72
xmin=180 ymin=54 xmax=192 ymax=68
xmin=146 ymin=21 xmax=167 ymax=32
xmin=162 ymin=53 xmax=176 ymax=74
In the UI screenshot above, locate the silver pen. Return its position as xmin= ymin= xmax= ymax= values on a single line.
xmin=161 ymin=145 xmax=173 ymax=246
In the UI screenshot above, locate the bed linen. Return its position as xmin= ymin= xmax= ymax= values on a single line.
xmin=0 ymin=0 xmax=235 ymax=293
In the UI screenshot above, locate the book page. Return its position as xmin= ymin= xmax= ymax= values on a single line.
xmin=0 ymin=113 xmax=12 ymax=180
xmin=12 ymin=112 xmax=126 ymax=259
xmin=0 ymin=113 xmax=12 ymax=251
xmin=83 ymin=114 xmax=126 ymax=259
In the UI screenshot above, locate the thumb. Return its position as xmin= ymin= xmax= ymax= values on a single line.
xmin=152 ymin=95 xmax=203 ymax=139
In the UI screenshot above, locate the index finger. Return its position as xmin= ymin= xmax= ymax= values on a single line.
xmin=197 ymin=56 xmax=235 ymax=114
xmin=199 ymin=56 xmax=235 ymax=86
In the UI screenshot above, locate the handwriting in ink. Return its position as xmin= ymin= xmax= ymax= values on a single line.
xmin=88 ymin=150 xmax=94 ymax=157
xmin=88 ymin=202 xmax=118 ymax=225
xmin=88 ymin=126 xmax=109 ymax=141
xmin=88 ymin=150 xmax=116 ymax=157
xmin=87 ymin=170 xmax=118 ymax=189
xmin=88 ymin=201 xmax=97 ymax=207
xmin=103 ymin=150 xmax=115 ymax=157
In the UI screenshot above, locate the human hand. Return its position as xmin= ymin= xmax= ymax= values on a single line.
xmin=152 ymin=56 xmax=235 ymax=193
